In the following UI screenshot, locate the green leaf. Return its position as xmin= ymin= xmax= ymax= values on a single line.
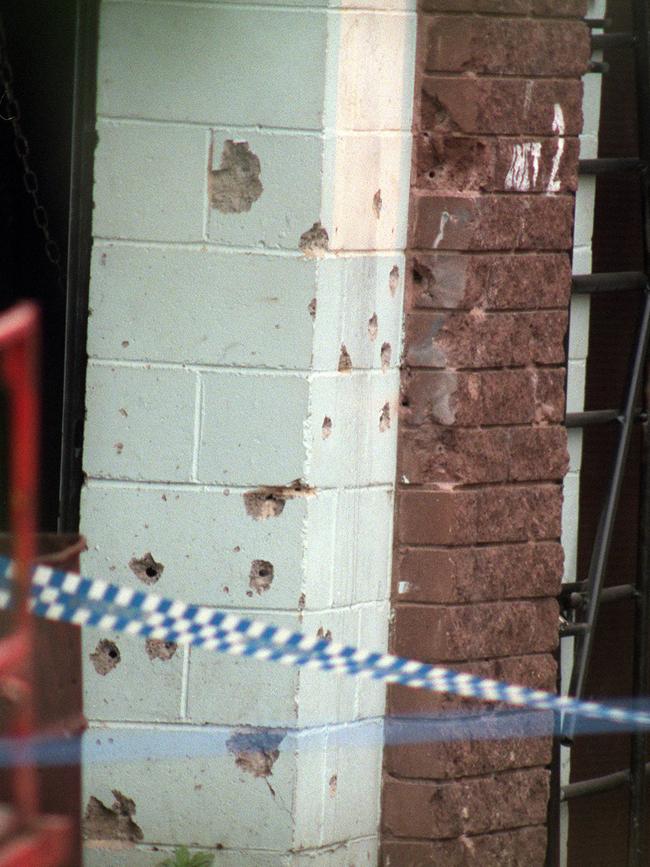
xmin=156 ymin=846 xmax=215 ymax=867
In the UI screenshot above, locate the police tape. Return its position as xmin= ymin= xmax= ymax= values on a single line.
xmin=1 ymin=556 xmax=650 ymax=732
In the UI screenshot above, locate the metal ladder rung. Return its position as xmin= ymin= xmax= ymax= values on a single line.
xmin=592 ymin=32 xmax=636 ymax=49
xmin=579 ymin=157 xmax=646 ymax=174
xmin=572 ymin=272 xmax=648 ymax=293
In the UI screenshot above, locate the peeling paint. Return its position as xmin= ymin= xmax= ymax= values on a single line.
xmin=83 ymin=791 xmax=143 ymax=842
xmin=129 ymin=552 xmax=164 ymax=585
xmin=209 ymin=139 xmax=263 ymax=213
xmin=299 ymin=221 xmax=329 ymax=258
xmin=90 ymin=639 xmax=121 ymax=676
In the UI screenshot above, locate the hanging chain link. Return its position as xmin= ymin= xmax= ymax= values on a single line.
xmin=0 ymin=14 xmax=64 ymax=280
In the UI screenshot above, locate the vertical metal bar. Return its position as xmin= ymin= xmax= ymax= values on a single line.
xmin=58 ymin=0 xmax=99 ymax=533
xmin=629 ymin=1 xmax=650 ymax=863
xmin=566 ymin=289 xmax=650 ymax=735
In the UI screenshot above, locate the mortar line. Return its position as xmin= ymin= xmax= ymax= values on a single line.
xmin=92 ymin=237 xmax=407 ymax=257
xmin=84 ymin=478 xmax=394 ymax=492
xmin=180 ymin=645 xmax=191 ymax=719
xmin=190 ymin=372 xmax=203 ymax=483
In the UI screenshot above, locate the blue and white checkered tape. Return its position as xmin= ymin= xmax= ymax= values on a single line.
xmin=1 ymin=555 xmax=649 ymax=731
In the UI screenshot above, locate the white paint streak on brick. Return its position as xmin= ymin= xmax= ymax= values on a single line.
xmin=548 ymin=103 xmax=566 ymax=193
xmin=505 ymin=141 xmax=542 ymax=191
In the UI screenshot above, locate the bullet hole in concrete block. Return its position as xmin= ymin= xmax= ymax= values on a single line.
xmin=234 ymin=546 xmax=241 ymax=553
xmin=317 ymin=626 xmax=333 ymax=642
xmin=118 ymin=408 xmax=128 ymax=418
xmin=145 ymin=638 xmax=177 ymax=661
xmin=249 ymin=559 xmax=274 ymax=595
xmin=113 ymin=442 xmax=123 ymax=455
xmin=83 ymin=790 xmax=143 ymax=842
xmin=243 ymin=482 xmax=316 ymax=521
xmin=227 ymin=728 xmax=286 ymax=778
xmin=329 ymin=774 xmax=338 ymax=797
xmin=338 ymin=344 xmax=352 ymax=373
xmin=321 ymin=416 xmax=332 ymax=439
xmin=223 ymin=585 xmax=230 ymax=594
xmin=298 ymin=593 xmax=306 ymax=610
xmin=379 ymin=402 xmax=391 ymax=432
xmin=129 ymin=552 xmax=164 ymax=586
xmin=121 ymin=340 xmax=129 ymax=348
xmin=90 ymin=639 xmax=121 ymax=676
xmin=368 ymin=313 xmax=378 ymax=341
xmin=372 ymin=189 xmax=382 ymax=219
xmin=381 ymin=342 xmax=392 ymax=372
xmin=308 ymin=298 xmax=317 ymax=320
xmin=209 ymin=139 xmax=263 ymax=213
xmin=299 ymin=221 xmax=329 ymax=258
xmin=101 ymin=252 xmax=107 ymax=266
xmin=389 ymin=265 xmax=400 ymax=296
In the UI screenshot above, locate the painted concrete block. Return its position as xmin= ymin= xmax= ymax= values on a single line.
xmin=199 ymin=371 xmax=310 ymax=486
xmin=80 ymin=483 xmax=310 ymax=609
xmin=83 ymin=734 xmax=295 ymax=849
xmin=322 ymin=134 xmax=411 ymax=252
xmin=306 ymin=371 xmax=399 ymax=487
xmin=561 ymin=472 xmax=581 ymax=581
xmin=572 ymin=178 xmax=596 ymax=248
xmin=312 ymin=255 xmax=404 ymax=373
xmin=572 ymin=244 xmax=592 ymax=275
xmin=93 ymin=121 xmax=206 ymax=242
xmin=566 ymin=359 xmax=587 ymax=413
xmin=82 ymin=630 xmax=184 ymax=722
xmin=324 ymin=13 xmax=416 ymax=132
xmin=97 ymin=3 xmax=328 ymax=129
xmin=84 ymin=364 xmax=196 ymax=482
xmin=568 ymin=295 xmax=591 ymax=361
xmin=207 ymin=130 xmax=323 ymax=251
xmin=291 ymin=838 xmax=378 ymax=864
xmin=84 ymin=846 xmax=290 ymax=867
xmin=567 ymin=429 xmax=584 ymax=474
xmin=88 ymin=244 xmax=317 ymax=369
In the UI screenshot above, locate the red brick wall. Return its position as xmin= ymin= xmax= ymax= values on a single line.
xmin=382 ymin=3 xmax=589 ymax=863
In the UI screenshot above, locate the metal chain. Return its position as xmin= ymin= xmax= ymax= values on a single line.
xmin=0 ymin=14 xmax=63 ymax=282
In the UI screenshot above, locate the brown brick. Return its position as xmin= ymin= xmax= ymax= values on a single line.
xmin=393 ymin=541 xmax=563 ymax=604
xmin=404 ymin=310 xmax=568 ymax=369
xmin=392 ymin=598 xmax=558 ymax=662
xmin=412 ymin=193 xmax=575 ymax=251
xmin=387 ymin=654 xmax=557 ymax=716
xmin=385 ymin=711 xmax=552 ymax=778
xmin=408 ymin=252 xmax=571 ymax=311
xmin=398 ymin=425 xmax=568 ymax=485
xmin=382 ymin=768 xmax=550 ymax=838
xmin=404 ymin=369 xmax=537 ymax=427
xmin=424 ymin=17 xmax=589 ymax=77
xmin=414 ymin=134 xmax=579 ymax=194
xmin=534 ymin=0 xmax=588 ymax=16
xmin=381 ymin=827 xmax=547 ymax=867
xmin=420 ymin=0 xmax=531 ymax=11
xmin=398 ymin=485 xmax=562 ymax=545
xmin=534 ymin=368 xmax=566 ymax=423
xmin=421 ymin=76 xmax=583 ymax=136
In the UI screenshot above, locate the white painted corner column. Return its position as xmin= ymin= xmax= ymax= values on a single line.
xmin=80 ymin=1 xmax=416 ymax=863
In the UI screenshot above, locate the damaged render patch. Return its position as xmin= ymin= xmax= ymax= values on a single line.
xmin=243 ymin=480 xmax=316 ymax=521
xmin=322 ymin=416 xmax=332 ymax=439
xmin=379 ymin=402 xmax=391 ymax=432
xmin=83 ymin=791 xmax=143 ymax=842
xmin=90 ymin=639 xmax=121 ymax=676
xmin=338 ymin=344 xmax=352 ymax=372
xmin=381 ymin=342 xmax=392 ymax=372
xmin=249 ymin=559 xmax=274 ymax=595
xmin=227 ymin=728 xmax=286 ymax=778
xmin=145 ymin=638 xmax=178 ymax=661
xmin=209 ymin=139 xmax=263 ymax=213
xmin=368 ymin=313 xmax=378 ymax=341
xmin=372 ymin=189 xmax=382 ymax=219
xmin=129 ymin=552 xmax=164 ymax=585
xmin=389 ymin=265 xmax=400 ymax=296
xmin=299 ymin=221 xmax=329 ymax=258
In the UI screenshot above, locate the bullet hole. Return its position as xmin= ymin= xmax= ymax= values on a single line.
xmin=338 ymin=344 xmax=352 ymax=373
xmin=118 ymin=408 xmax=128 ymax=417
xmin=372 ymin=189 xmax=382 ymax=219
xmin=83 ymin=790 xmax=143 ymax=842
xmin=368 ymin=314 xmax=380 ymax=344
xmin=113 ymin=442 xmax=123 ymax=455
xmin=246 ymin=590 xmax=253 ymax=597
xmin=381 ymin=342 xmax=392 ymax=372
xmin=329 ymin=774 xmax=338 ymax=797
xmin=234 ymin=546 xmax=241 ymax=553
xmin=223 ymin=488 xmax=230 ymax=497
xmin=243 ymin=482 xmax=316 ymax=521
xmin=161 ymin=494 xmax=167 ymax=501
xmin=321 ymin=416 xmax=332 ymax=439
xmin=317 ymin=626 xmax=333 ymax=642
xmin=379 ymin=402 xmax=391 ymax=432
xmin=129 ymin=553 xmax=164 ymax=586
xmin=227 ymin=728 xmax=286 ymax=778
xmin=389 ymin=265 xmax=400 ymax=296
xmin=299 ymin=221 xmax=329 ymax=258
xmin=308 ymin=298 xmax=317 ymax=320
xmin=121 ymin=340 xmax=129 ymax=348
xmin=298 ymin=593 xmax=306 ymax=610
xmin=100 ymin=252 xmax=107 ymax=266
xmin=223 ymin=585 xmax=230 ymax=594
xmin=209 ymin=139 xmax=263 ymax=213
xmin=145 ymin=638 xmax=177 ymax=661
xmin=249 ymin=560 xmax=274 ymax=595
xmin=90 ymin=639 xmax=121 ymax=676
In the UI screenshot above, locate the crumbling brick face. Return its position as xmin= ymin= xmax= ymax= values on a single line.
xmin=383 ymin=0 xmax=585 ymax=860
